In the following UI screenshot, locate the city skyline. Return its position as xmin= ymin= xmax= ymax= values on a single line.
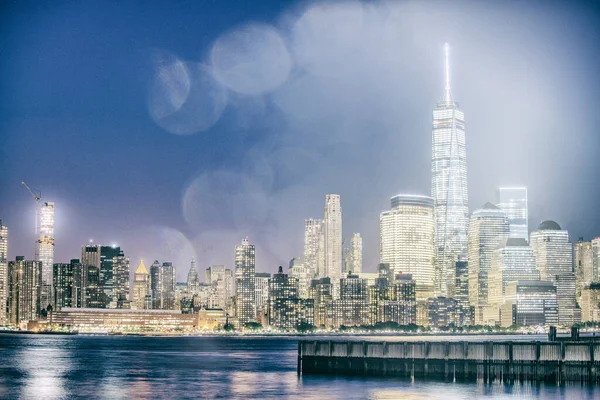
xmin=1 ymin=1 xmax=600 ymax=282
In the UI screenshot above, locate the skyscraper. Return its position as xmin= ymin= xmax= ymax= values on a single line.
xmin=574 ymin=238 xmax=593 ymax=299
xmin=496 ymin=187 xmax=528 ymax=241
xmin=206 ymin=265 xmax=234 ymax=311
xmin=347 ymin=233 xmax=363 ymax=274
xmin=39 ymin=202 xmax=55 ymax=285
xmin=150 ymin=261 xmax=176 ymax=310
xmin=8 ymin=257 xmax=42 ymax=325
xmin=467 ymin=202 xmax=509 ymax=323
xmin=529 ymin=221 xmax=573 ymax=282
xmin=431 ymin=44 xmax=469 ymax=298
xmin=592 ymin=237 xmax=600 ymax=283
xmin=187 ymin=258 xmax=199 ymax=290
xmin=235 ymin=238 xmax=256 ymax=326
xmin=288 ymin=258 xmax=309 ymax=299
xmin=323 ymin=195 xmax=342 ymax=290
xmin=112 ymin=251 xmax=130 ymax=308
xmin=303 ymin=218 xmax=324 ymax=279
xmin=132 ymin=260 xmax=150 ymax=310
xmin=0 ymin=221 xmax=8 ymax=325
xmin=255 ymin=272 xmax=271 ymax=323
xmin=380 ymin=194 xmax=435 ymax=300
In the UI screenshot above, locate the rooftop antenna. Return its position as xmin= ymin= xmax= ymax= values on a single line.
xmin=21 ymin=181 xmax=41 ymax=260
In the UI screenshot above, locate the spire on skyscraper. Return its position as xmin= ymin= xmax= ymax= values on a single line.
xmin=444 ymin=42 xmax=453 ymax=104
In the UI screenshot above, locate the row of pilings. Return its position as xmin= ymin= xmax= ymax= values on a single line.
xmin=298 ymin=340 xmax=599 ymax=384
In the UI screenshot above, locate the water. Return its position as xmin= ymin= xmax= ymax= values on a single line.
xmin=0 ymin=334 xmax=596 ymax=399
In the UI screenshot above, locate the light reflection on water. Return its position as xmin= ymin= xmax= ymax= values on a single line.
xmin=0 ymin=335 xmax=596 ymax=399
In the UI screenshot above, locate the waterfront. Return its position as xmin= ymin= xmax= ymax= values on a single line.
xmin=0 ymin=335 xmax=597 ymax=399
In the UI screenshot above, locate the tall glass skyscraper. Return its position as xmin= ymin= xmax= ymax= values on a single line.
xmin=432 ymin=44 xmax=468 ymax=298
xmin=497 ymin=187 xmax=528 ymax=241
xmin=324 ymin=195 xmax=342 ymax=295
xmin=380 ymin=194 xmax=435 ymax=300
xmin=529 ymin=220 xmax=572 ymax=282
xmin=303 ymin=218 xmax=324 ymax=279
xmin=39 ymin=202 xmax=55 ymax=285
xmin=235 ymin=238 xmax=256 ymax=326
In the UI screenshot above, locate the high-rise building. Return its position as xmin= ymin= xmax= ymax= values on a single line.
xmin=303 ymin=218 xmax=324 ymax=279
xmin=380 ymin=194 xmax=435 ymax=300
xmin=555 ymin=273 xmax=579 ymax=325
xmin=150 ymin=261 xmax=176 ymax=310
xmin=347 ymin=233 xmax=363 ymax=274
xmin=309 ymin=277 xmax=333 ymax=328
xmin=431 ymin=44 xmax=469 ymax=298
xmin=8 ymin=257 xmax=42 ymax=325
xmin=574 ymin=238 xmax=594 ymax=300
xmin=581 ymin=283 xmax=600 ymax=323
xmin=206 ymin=265 xmax=234 ymax=312
xmin=467 ymin=202 xmax=509 ymax=323
xmin=268 ymin=266 xmax=300 ymax=329
xmin=112 ymin=251 xmax=130 ymax=308
xmin=529 ymin=220 xmax=573 ymax=282
xmin=39 ymin=202 xmax=55 ymax=286
xmin=80 ymin=245 xmax=125 ymax=307
xmin=186 ymin=258 xmax=199 ymax=290
xmin=500 ymin=280 xmax=558 ymax=327
xmin=592 ymin=237 xmax=600 ymax=283
xmin=485 ymin=238 xmax=540 ymax=325
xmin=255 ymin=272 xmax=271 ymax=323
xmin=53 ymin=261 xmax=77 ymax=310
xmin=496 ymin=187 xmax=528 ymax=241
xmin=288 ymin=258 xmax=309 ymax=299
xmin=132 ymin=260 xmax=150 ymax=310
xmin=0 ymin=221 xmax=8 ymax=325
xmin=235 ymin=238 xmax=256 ymax=326
xmin=323 ymin=194 xmax=342 ymax=292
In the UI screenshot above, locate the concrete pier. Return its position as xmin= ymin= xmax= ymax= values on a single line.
xmin=298 ymin=340 xmax=599 ymax=384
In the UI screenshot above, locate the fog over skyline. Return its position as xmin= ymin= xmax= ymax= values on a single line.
xmin=1 ymin=0 xmax=599 ymax=282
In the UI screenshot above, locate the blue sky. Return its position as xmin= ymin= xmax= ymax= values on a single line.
xmin=1 ymin=0 xmax=599 ymax=281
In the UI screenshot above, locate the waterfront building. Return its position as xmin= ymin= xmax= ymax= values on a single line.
xmin=529 ymin=221 xmax=573 ymax=282
xmin=581 ymin=283 xmax=600 ymax=322
xmin=574 ymin=238 xmax=593 ymax=300
xmin=485 ymin=238 xmax=540 ymax=325
xmin=378 ymin=274 xmax=417 ymax=325
xmin=0 ymin=221 xmax=7 ymax=325
xmin=379 ymin=194 xmax=435 ymax=300
xmin=431 ymin=44 xmax=469 ymax=298
xmin=132 ymin=260 xmax=150 ymax=310
xmin=426 ymin=297 xmax=460 ymax=328
xmin=555 ymin=273 xmax=579 ymax=325
xmin=340 ymin=273 xmax=369 ymax=301
xmin=496 ymin=187 xmax=528 ymax=241
xmin=328 ymin=299 xmax=370 ymax=328
xmin=455 ymin=260 xmax=469 ymax=309
xmin=288 ymin=258 xmax=310 ymax=299
xmin=206 ymin=265 xmax=234 ymax=313
xmin=268 ymin=266 xmax=300 ymax=329
xmin=593 ymin=237 xmax=600 ymax=282
xmin=197 ymin=308 xmax=228 ymax=330
xmin=303 ymin=218 xmax=324 ymax=279
xmin=80 ymin=244 xmax=124 ymax=307
xmin=324 ymin=194 xmax=342 ymax=294
xmin=467 ymin=202 xmax=509 ymax=323
xmin=112 ymin=251 xmax=130 ymax=308
xmin=8 ymin=257 xmax=42 ymax=325
xmin=255 ymin=272 xmax=271 ymax=324
xmin=50 ymin=308 xmax=197 ymax=331
xmin=235 ymin=238 xmax=256 ymax=326
xmin=39 ymin=202 xmax=55 ymax=309
xmin=150 ymin=261 xmax=176 ymax=310
xmin=499 ymin=280 xmax=558 ymax=327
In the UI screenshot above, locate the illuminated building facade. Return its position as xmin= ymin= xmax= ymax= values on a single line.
xmin=574 ymin=239 xmax=593 ymax=300
xmin=324 ymin=194 xmax=342 ymax=292
xmin=268 ymin=266 xmax=299 ymax=329
xmin=0 ymin=221 xmax=7 ymax=325
xmin=53 ymin=260 xmax=83 ymax=310
xmin=431 ymin=44 xmax=469 ymax=298
xmin=529 ymin=221 xmax=573 ymax=282
xmin=8 ymin=257 xmax=42 ymax=325
xmin=467 ymin=202 xmax=509 ymax=323
xmin=581 ymin=283 xmax=600 ymax=323
xmin=496 ymin=187 xmax=528 ymax=241
xmin=288 ymin=258 xmax=309 ymax=299
xmin=132 ymin=260 xmax=150 ymax=310
xmin=303 ymin=218 xmax=324 ymax=279
xmin=112 ymin=252 xmax=130 ymax=308
xmin=39 ymin=202 xmax=55 ymax=308
xmin=347 ymin=233 xmax=363 ymax=274
xmin=309 ymin=277 xmax=332 ymax=328
xmin=500 ymin=280 xmax=558 ymax=327
xmin=255 ymin=272 xmax=271 ymax=323
xmin=235 ymin=238 xmax=256 ymax=326
xmin=150 ymin=261 xmax=176 ymax=310
xmin=186 ymin=258 xmax=199 ymax=290
xmin=380 ymin=194 xmax=435 ymax=300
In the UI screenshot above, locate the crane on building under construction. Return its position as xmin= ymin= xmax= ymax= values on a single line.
xmin=21 ymin=181 xmax=41 ymax=261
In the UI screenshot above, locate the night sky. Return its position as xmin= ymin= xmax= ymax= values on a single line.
xmin=1 ymin=0 xmax=599 ymax=281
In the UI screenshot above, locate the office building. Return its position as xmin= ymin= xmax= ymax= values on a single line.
xmin=38 ymin=202 xmax=55 ymax=309
xmin=269 ymin=266 xmax=301 ymax=329
xmin=380 ymin=194 xmax=435 ymax=300
xmin=53 ymin=260 xmax=83 ymax=310
xmin=288 ymin=258 xmax=310 ymax=299
xmin=555 ymin=272 xmax=579 ymax=325
xmin=132 ymin=260 xmax=151 ymax=310
xmin=255 ymin=272 xmax=271 ymax=324
xmin=593 ymin=237 xmax=600 ymax=283
xmin=8 ymin=257 xmax=42 ymax=325
xmin=0 ymin=221 xmax=7 ymax=325
xmin=150 ymin=261 xmax=176 ymax=310
xmin=574 ymin=239 xmax=594 ymax=300
xmin=530 ymin=221 xmax=573 ymax=282
xmin=309 ymin=277 xmax=333 ymax=328
xmin=496 ymin=187 xmax=528 ymax=240
xmin=346 ymin=233 xmax=362 ymax=274
xmin=431 ymin=44 xmax=469 ymax=298
xmin=187 ymin=258 xmax=199 ymax=290
xmin=112 ymin=252 xmax=130 ymax=308
xmin=581 ymin=283 xmax=600 ymax=323
xmin=303 ymin=218 xmax=324 ymax=279
xmin=235 ymin=238 xmax=256 ymax=326
xmin=324 ymin=194 xmax=342 ymax=291
xmin=500 ymin=280 xmax=558 ymax=327
xmin=467 ymin=202 xmax=509 ymax=323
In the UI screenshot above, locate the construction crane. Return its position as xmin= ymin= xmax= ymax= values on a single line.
xmin=21 ymin=181 xmax=41 ymax=261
